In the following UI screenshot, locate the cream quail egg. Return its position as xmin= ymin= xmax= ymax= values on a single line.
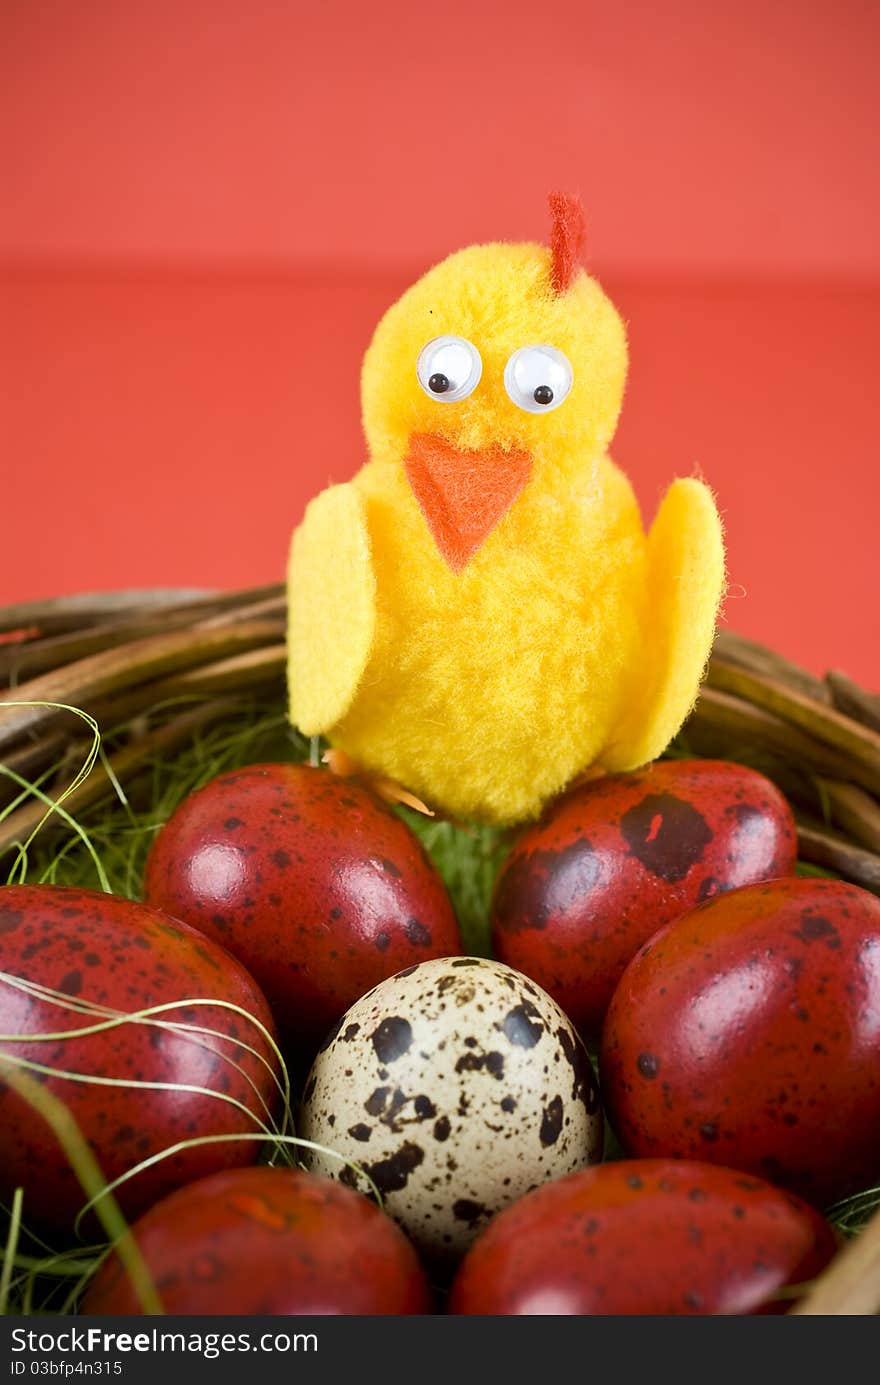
xmin=299 ymin=956 xmax=603 ymax=1261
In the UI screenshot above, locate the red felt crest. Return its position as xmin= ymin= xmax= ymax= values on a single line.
xmin=549 ymin=192 xmax=586 ymax=295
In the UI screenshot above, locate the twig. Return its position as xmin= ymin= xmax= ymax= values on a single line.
xmin=706 ymin=659 xmax=880 ymax=794
xmin=826 ymin=670 xmax=880 ymax=735
xmin=796 ymin=822 xmax=880 ymax=895
xmin=815 ymin=780 xmax=880 ymax=856
xmin=713 ymin=631 xmax=831 ymax=705
xmin=0 ymin=589 xmax=212 ymax=637
xmin=0 ymin=621 xmax=281 ymax=751
xmin=685 ymin=687 xmax=869 ymax=790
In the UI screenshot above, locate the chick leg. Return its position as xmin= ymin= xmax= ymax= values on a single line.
xmin=600 ymin=477 xmax=725 ymax=771
xmin=322 ymin=747 xmax=435 ymax=817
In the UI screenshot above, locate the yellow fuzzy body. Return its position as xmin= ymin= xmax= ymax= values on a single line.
xmin=333 ymin=456 xmax=646 ymax=822
xmin=288 ymin=240 xmax=725 ymax=824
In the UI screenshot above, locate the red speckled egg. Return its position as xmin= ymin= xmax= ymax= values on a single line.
xmin=0 ymin=885 xmax=280 ymax=1234
xmin=143 ymin=764 xmax=462 ymax=1052
xmin=492 ymin=760 xmax=796 ymax=1037
xmin=601 ymin=878 xmax=880 ymax=1206
xmin=448 ymin=1159 xmax=837 ymax=1315
xmin=81 ymin=1166 xmax=432 ymax=1315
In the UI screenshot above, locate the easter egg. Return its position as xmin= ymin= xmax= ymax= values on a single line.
xmin=448 ymin=1159 xmax=838 ymax=1315
xmin=492 ymin=760 xmax=796 ymax=1037
xmin=600 ymin=878 xmax=880 ymax=1206
xmin=299 ymin=956 xmax=603 ymax=1263
xmin=0 ymin=885 xmax=280 ymax=1233
xmin=81 ymin=1166 xmax=432 ymax=1315
xmin=143 ymin=763 xmax=462 ymax=1052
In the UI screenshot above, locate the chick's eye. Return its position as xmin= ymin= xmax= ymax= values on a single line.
xmin=416 ymin=336 xmax=482 ymax=403
xmin=504 ymin=345 xmax=573 ymax=414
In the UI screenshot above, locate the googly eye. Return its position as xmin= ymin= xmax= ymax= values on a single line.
xmin=416 ymin=336 xmax=482 ymax=403
xmin=504 ymin=345 xmax=573 ymax=414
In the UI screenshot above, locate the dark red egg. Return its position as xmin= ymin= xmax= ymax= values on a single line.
xmin=81 ymin=1165 xmax=432 ymax=1314
xmin=492 ymin=760 xmax=796 ymax=1037
xmin=143 ymin=764 xmax=462 ymax=1052
xmin=0 ymin=885 xmax=280 ymax=1234
xmin=448 ymin=1158 xmax=837 ymax=1315
xmin=600 ymin=878 xmax=880 ymax=1206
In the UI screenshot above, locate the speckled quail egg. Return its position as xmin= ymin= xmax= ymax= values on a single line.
xmin=299 ymin=956 xmax=603 ymax=1261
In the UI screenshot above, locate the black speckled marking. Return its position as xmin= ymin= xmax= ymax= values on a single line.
xmin=455 ymin=1051 xmax=505 ymax=1080
xmin=404 ymin=918 xmax=432 ymax=946
xmin=271 ymin=849 xmax=292 ymax=870
xmin=363 ymin=1141 xmax=424 ymax=1194
xmin=501 ymin=1095 xmax=517 ymax=1113
xmin=0 ymin=908 xmax=23 ymax=933
xmin=539 ymin=1095 xmax=564 ymax=1146
xmin=59 ymin=969 xmax=83 ymax=997
xmin=370 ymin=1017 xmax=413 ymax=1063
xmin=375 ymin=932 xmax=390 ymax=952
xmin=500 ymin=1001 xmax=544 ymax=1049
xmin=494 ymin=839 xmax=603 ymax=933
xmin=796 ymin=914 xmax=842 ymax=950
xmin=224 ymin=817 xmax=244 ymax=830
xmin=341 ymin=1023 xmax=361 ymax=1042
xmin=620 ymin=792 xmax=713 ymax=881
xmin=364 ymin=1086 xmax=390 ymax=1116
xmin=433 ymin=1116 xmax=451 ymax=1142
xmin=348 ymin=1123 xmax=372 ymax=1142
xmin=452 ymin=1198 xmax=487 ymax=1226
xmin=555 ymin=1026 xmax=600 ymax=1113
xmin=637 ymin=1052 xmax=660 ymax=1079
xmin=376 ymin=1089 xmax=408 ymax=1132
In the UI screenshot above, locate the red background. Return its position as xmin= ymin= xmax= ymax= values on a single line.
xmin=1 ymin=0 xmax=878 ymax=683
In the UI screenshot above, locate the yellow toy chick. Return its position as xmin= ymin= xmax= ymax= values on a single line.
xmin=288 ymin=195 xmax=725 ymax=825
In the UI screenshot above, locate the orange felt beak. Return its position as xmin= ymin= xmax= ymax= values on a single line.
xmin=404 ymin=433 xmax=532 ymax=573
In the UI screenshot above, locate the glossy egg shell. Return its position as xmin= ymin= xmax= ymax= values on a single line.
xmin=143 ymin=764 xmax=462 ymax=1053
xmin=0 ymin=885 xmax=280 ymax=1233
xmin=601 ymin=877 xmax=880 ymax=1206
xmin=492 ymin=760 xmax=797 ymax=1038
xmin=81 ymin=1165 xmax=432 ymax=1314
xmin=448 ymin=1159 xmax=838 ymax=1315
xmin=300 ymin=956 xmax=603 ymax=1264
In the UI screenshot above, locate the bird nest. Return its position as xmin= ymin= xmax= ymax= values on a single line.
xmin=1 ymin=584 xmax=879 ymax=1315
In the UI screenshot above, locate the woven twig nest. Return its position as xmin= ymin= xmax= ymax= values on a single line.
xmin=1 ymin=585 xmax=879 ymax=1314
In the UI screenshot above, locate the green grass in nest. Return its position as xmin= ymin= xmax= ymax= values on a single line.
xmin=0 ymin=694 xmax=877 ymax=1315
xmin=4 ymin=694 xmax=506 ymax=954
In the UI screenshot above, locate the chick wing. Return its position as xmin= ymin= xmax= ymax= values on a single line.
xmin=602 ymin=476 xmax=725 ymax=770
xmin=287 ymin=483 xmax=377 ymax=735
